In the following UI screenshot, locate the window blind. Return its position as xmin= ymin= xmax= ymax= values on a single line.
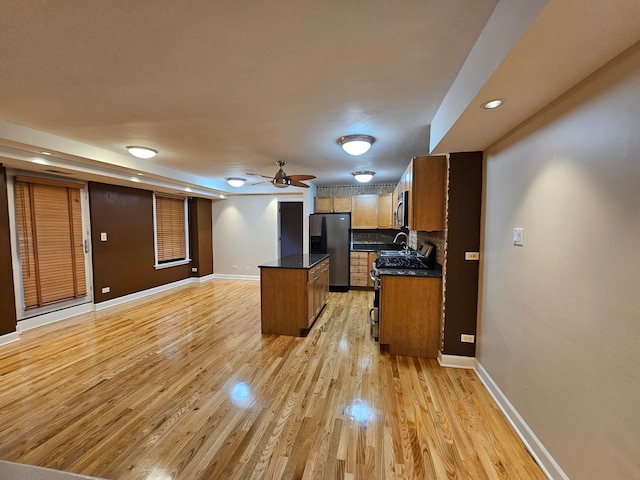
xmin=155 ymin=195 xmax=187 ymax=263
xmin=14 ymin=179 xmax=86 ymax=309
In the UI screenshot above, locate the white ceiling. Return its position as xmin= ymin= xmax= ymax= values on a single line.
xmin=0 ymin=0 xmax=639 ymax=196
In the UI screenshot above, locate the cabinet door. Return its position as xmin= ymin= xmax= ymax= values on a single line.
xmin=332 ymin=195 xmax=352 ymax=212
xmin=314 ymin=196 xmax=332 ymax=213
xmin=411 ymin=155 xmax=447 ymax=231
xmin=377 ymin=193 xmax=393 ymax=228
xmin=352 ymin=194 xmax=378 ymax=229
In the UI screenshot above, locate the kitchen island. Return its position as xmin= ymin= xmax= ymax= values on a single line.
xmin=259 ymin=254 xmax=330 ymax=336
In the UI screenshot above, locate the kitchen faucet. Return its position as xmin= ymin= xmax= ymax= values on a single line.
xmin=393 ymin=232 xmax=408 ymax=250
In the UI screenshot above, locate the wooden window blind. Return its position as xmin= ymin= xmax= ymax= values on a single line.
xmin=155 ymin=195 xmax=187 ymax=263
xmin=14 ymin=179 xmax=87 ymax=309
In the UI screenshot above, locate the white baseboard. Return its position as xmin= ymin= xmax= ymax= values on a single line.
xmin=17 ymin=303 xmax=94 ymax=333
xmin=191 ymin=273 xmax=215 ymax=283
xmin=212 ymin=273 xmax=260 ymax=281
xmin=94 ymin=278 xmax=193 ymax=311
xmin=0 ymin=331 xmax=20 ymax=346
xmin=437 ymin=352 xmax=475 ymax=369
xmin=474 ymin=360 xmax=568 ymax=480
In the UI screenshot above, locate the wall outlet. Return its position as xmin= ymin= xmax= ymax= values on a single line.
xmin=191 ymin=267 xmax=198 ymax=273
xmin=100 ymin=232 xmax=108 ymax=242
xmin=461 ymin=334 xmax=475 ymax=343
xmin=513 ymin=227 xmax=524 ymax=246
xmin=465 ymin=252 xmax=480 ymax=261
xmin=101 ymin=286 xmax=111 ymax=294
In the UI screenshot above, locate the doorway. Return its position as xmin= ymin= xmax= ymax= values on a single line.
xmin=279 ymin=201 xmax=303 ymax=258
xmin=9 ymin=174 xmax=93 ymax=319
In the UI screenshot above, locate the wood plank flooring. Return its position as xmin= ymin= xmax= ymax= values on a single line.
xmin=0 ymin=279 xmax=546 ymax=479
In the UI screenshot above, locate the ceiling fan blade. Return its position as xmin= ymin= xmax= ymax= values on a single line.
xmin=287 ymin=174 xmax=316 ymax=181
xmin=245 ymin=172 xmax=274 ymax=180
xmin=288 ymin=179 xmax=311 ymax=188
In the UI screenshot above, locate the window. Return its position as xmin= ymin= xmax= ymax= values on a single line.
xmin=14 ymin=177 xmax=87 ymax=309
xmin=153 ymin=193 xmax=189 ymax=267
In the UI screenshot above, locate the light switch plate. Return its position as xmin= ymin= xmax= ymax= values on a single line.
xmin=513 ymin=227 xmax=524 ymax=246
xmin=461 ymin=334 xmax=475 ymax=343
xmin=100 ymin=232 xmax=108 ymax=242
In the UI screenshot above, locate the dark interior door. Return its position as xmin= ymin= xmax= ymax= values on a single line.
xmin=280 ymin=202 xmax=303 ymax=258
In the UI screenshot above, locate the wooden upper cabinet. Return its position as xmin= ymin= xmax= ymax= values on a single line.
xmin=351 ymin=194 xmax=378 ymax=229
xmin=315 ymin=196 xmax=332 ymax=213
xmin=377 ymin=193 xmax=393 ymax=229
xmin=410 ymin=155 xmax=447 ymax=231
xmin=332 ymin=195 xmax=352 ymax=212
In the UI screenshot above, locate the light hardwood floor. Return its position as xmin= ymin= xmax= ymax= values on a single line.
xmin=0 ymin=280 xmax=546 ymax=479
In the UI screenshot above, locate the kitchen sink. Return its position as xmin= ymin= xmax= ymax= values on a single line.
xmin=379 ymin=249 xmax=410 ymax=256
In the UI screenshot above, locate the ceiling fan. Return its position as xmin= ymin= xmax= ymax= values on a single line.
xmin=246 ymin=161 xmax=316 ymax=188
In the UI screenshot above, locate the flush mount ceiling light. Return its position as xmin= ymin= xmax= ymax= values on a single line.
xmin=226 ymin=177 xmax=246 ymax=187
xmin=337 ymin=134 xmax=376 ymax=156
xmin=352 ymin=171 xmax=375 ymax=183
xmin=481 ymin=99 xmax=505 ymax=110
xmin=126 ymin=146 xmax=158 ymax=159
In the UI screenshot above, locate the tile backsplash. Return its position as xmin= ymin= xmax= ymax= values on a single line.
xmin=416 ymin=231 xmax=446 ymax=266
xmin=316 ymin=184 xmax=395 ymax=196
xmin=351 ymin=229 xmax=400 ymax=246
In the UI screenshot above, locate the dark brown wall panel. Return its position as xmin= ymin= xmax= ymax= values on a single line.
xmin=0 ymin=165 xmax=17 ymax=335
xmin=89 ymin=182 xmax=191 ymax=303
xmin=443 ymin=152 xmax=483 ymax=356
xmin=189 ymin=197 xmax=213 ymax=277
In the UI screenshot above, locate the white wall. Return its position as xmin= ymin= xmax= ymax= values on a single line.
xmin=212 ymin=191 xmax=308 ymax=277
xmin=478 ymin=42 xmax=640 ymax=479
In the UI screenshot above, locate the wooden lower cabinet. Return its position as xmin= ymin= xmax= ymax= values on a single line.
xmin=379 ymin=275 xmax=442 ymax=358
xmin=350 ymin=251 xmax=378 ymax=288
xmin=260 ymin=258 xmax=329 ymax=336
xmin=307 ymin=258 xmax=330 ymax=324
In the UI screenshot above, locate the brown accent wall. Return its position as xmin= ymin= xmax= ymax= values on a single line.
xmin=189 ymin=197 xmax=213 ymax=277
xmin=0 ymin=165 xmax=17 ymax=335
xmin=443 ymin=152 xmax=483 ymax=356
xmin=89 ymin=182 xmax=192 ymax=303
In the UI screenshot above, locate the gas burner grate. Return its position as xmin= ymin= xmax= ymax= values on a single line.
xmin=375 ymin=256 xmax=427 ymax=269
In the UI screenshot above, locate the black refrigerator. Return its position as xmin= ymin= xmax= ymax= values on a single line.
xmin=309 ymin=213 xmax=350 ymax=292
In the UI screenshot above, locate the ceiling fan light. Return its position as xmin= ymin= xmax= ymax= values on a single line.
xmin=352 ymin=171 xmax=375 ymax=183
xmin=338 ymin=135 xmax=375 ymax=156
xmin=226 ymin=177 xmax=246 ymax=187
xmin=126 ymin=146 xmax=158 ymax=159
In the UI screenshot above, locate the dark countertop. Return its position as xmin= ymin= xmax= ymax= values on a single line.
xmin=259 ymin=253 xmax=329 ymax=269
xmin=351 ymin=243 xmax=403 ymax=252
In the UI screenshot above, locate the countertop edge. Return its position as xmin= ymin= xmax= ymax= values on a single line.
xmin=259 ymin=253 xmax=330 ymax=270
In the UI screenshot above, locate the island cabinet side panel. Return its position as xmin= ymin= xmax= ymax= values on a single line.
xmin=260 ymin=267 xmax=307 ymax=336
xmin=380 ymin=275 xmax=442 ymax=358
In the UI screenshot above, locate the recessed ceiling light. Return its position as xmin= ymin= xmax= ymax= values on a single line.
xmin=337 ymin=135 xmax=376 ymax=156
xmin=352 ymin=171 xmax=375 ymax=183
xmin=126 ymin=146 xmax=158 ymax=159
xmin=226 ymin=177 xmax=246 ymax=187
xmin=40 ymin=151 xmax=52 ymax=156
xmin=32 ymin=158 xmax=49 ymax=165
xmin=481 ymin=99 xmax=505 ymax=109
